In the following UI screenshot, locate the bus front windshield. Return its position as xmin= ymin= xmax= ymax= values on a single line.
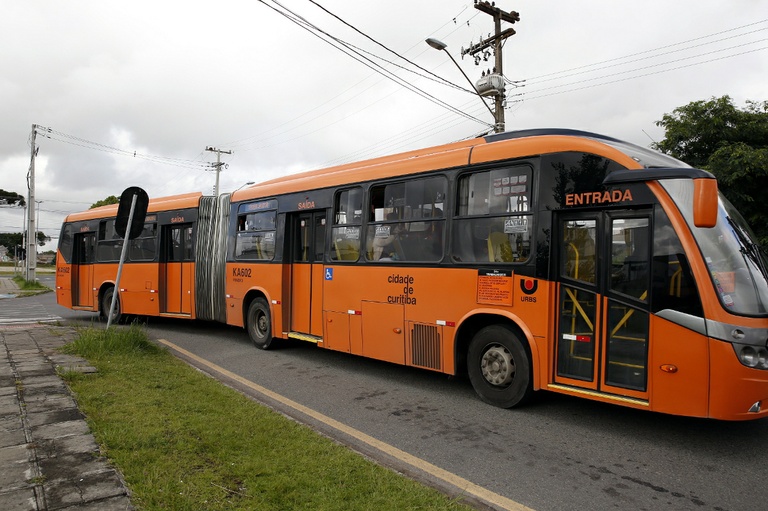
xmin=662 ymin=179 xmax=768 ymax=316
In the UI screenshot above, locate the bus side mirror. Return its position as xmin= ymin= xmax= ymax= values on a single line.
xmin=693 ymin=178 xmax=718 ymax=228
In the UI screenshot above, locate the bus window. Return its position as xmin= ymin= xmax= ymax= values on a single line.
xmin=452 ymin=166 xmax=533 ymax=263
xmin=59 ymin=223 xmax=74 ymax=263
xmin=166 ymin=225 xmax=194 ymax=261
xmin=236 ymin=210 xmax=276 ymax=260
xmin=650 ymin=206 xmax=703 ymax=317
xmin=96 ymin=219 xmax=123 ymax=262
xmin=129 ymin=222 xmax=157 ymax=261
xmin=330 ymin=188 xmax=362 ymax=262
xmin=366 ymin=176 xmax=446 ymax=262
xmin=562 ymin=220 xmax=596 ymax=283
xmin=610 ymin=218 xmax=649 ymax=301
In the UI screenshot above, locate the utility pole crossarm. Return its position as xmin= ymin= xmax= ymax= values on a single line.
xmin=474 ymin=1 xmax=520 ymax=24
xmin=205 ymin=146 xmax=232 ymax=196
xmin=461 ymin=28 xmax=517 ymax=58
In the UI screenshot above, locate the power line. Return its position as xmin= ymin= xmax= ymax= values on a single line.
xmin=221 ymin=5 xmax=479 ymax=153
xmin=257 ymin=0 xmax=491 ymax=128
xmin=510 ymin=45 xmax=768 ymax=104
xmin=35 ymin=126 xmax=214 ymax=171
xmin=307 ymin=0 xmax=472 ymax=93
xmin=526 ymin=18 xmax=768 ymax=82
xmin=507 ymin=19 xmax=767 ymax=103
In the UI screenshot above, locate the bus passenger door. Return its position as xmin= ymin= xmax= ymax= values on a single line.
xmin=289 ymin=211 xmax=326 ymax=337
xmin=161 ymin=223 xmax=194 ymax=315
xmin=554 ymin=211 xmax=652 ymax=401
xmin=72 ymin=232 xmax=96 ymax=308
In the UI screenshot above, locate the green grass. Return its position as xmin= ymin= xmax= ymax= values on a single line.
xmin=61 ymin=326 xmax=472 ymax=511
xmin=12 ymin=275 xmax=50 ymax=290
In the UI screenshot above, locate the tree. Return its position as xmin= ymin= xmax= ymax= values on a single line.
xmin=90 ymin=195 xmax=120 ymax=209
xmin=0 ymin=189 xmax=26 ymax=207
xmin=0 ymin=232 xmax=50 ymax=252
xmin=654 ymin=96 xmax=768 ymax=247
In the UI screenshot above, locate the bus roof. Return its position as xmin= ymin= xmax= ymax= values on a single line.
xmin=63 ymin=192 xmax=203 ymax=223
xmin=231 ymin=128 xmax=656 ymax=202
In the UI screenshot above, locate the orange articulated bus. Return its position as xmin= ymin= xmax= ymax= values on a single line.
xmin=56 ymin=192 xmax=229 ymax=324
xmin=56 ymin=129 xmax=768 ymax=420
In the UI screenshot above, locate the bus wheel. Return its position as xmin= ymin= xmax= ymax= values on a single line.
xmin=247 ymin=298 xmax=273 ymax=350
xmin=467 ymin=325 xmax=532 ymax=408
xmin=101 ymin=287 xmax=122 ymax=324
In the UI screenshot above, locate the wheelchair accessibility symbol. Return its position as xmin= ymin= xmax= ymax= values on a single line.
xmin=325 ymin=268 xmax=334 ymax=280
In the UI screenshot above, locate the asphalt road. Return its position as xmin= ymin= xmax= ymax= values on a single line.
xmin=36 ymin=292 xmax=768 ymax=511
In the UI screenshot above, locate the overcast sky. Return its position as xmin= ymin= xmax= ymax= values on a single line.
xmin=1 ymin=0 xmax=766 ymax=252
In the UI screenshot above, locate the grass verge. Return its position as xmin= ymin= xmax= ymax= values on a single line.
xmin=12 ymin=275 xmax=52 ymax=293
xmin=61 ymin=325 xmax=472 ymax=511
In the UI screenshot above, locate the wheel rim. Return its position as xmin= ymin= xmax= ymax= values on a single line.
xmin=480 ymin=343 xmax=515 ymax=387
xmin=105 ymin=291 xmax=119 ymax=320
xmin=255 ymin=310 xmax=267 ymax=339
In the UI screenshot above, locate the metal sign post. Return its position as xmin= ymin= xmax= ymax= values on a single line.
xmin=107 ymin=194 xmax=136 ymax=329
xmin=107 ymin=187 xmax=149 ymax=329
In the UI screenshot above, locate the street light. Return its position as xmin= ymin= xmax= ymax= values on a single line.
xmin=425 ymin=37 xmax=499 ymax=131
xmin=234 ymin=181 xmax=255 ymax=192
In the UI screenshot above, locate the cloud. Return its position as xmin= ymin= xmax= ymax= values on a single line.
xmin=1 ymin=0 xmax=766 ymax=253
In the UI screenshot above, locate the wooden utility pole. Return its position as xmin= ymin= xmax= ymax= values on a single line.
xmin=205 ymin=146 xmax=232 ymax=196
xmin=462 ymin=1 xmax=520 ymax=133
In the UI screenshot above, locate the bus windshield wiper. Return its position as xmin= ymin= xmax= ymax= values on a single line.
xmin=726 ymin=215 xmax=768 ymax=292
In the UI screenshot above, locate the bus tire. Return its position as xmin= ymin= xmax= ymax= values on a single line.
xmin=101 ymin=287 xmax=122 ymax=324
xmin=247 ymin=298 xmax=273 ymax=350
xmin=467 ymin=325 xmax=532 ymax=408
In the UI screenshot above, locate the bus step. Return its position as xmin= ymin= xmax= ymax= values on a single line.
xmin=287 ymin=332 xmax=322 ymax=344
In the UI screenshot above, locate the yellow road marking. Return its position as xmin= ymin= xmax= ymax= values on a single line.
xmin=158 ymin=338 xmax=535 ymax=511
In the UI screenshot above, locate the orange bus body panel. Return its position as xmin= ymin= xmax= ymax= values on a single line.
xmin=162 ymin=261 xmax=194 ymax=315
xmin=56 ymin=256 xmax=73 ymax=309
xmin=75 ymin=264 xmax=94 ymax=307
xmin=320 ymin=265 xmax=549 ymax=376
xmin=225 ymin=262 xmax=284 ymax=330
xmin=117 ymin=263 xmax=160 ymax=317
xmin=361 ymin=301 xmax=405 ymax=364
xmin=648 ymin=316 xmax=709 ymax=418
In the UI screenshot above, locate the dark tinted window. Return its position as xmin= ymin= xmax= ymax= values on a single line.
xmin=58 ymin=224 xmax=74 ymax=263
xmin=129 ymin=222 xmax=157 ymax=261
xmin=651 ymin=206 xmax=703 ymax=317
xmin=452 ymin=165 xmax=533 ymax=263
xmin=235 ymin=209 xmax=276 ymax=261
xmin=540 ymin=152 xmax=626 ymax=211
xmin=331 ymin=188 xmax=362 ymax=262
xmin=366 ymin=176 xmax=446 ymax=262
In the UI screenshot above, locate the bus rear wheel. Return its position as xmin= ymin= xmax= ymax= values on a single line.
xmin=246 ymin=298 xmax=273 ymax=350
xmin=467 ymin=325 xmax=532 ymax=408
xmin=100 ymin=287 xmax=122 ymax=324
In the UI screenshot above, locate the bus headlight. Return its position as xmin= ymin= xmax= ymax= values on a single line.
xmin=734 ymin=344 xmax=768 ymax=369
xmin=759 ymin=348 xmax=768 ymax=370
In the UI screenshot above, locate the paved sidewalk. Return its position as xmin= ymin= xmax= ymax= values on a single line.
xmin=0 ymin=274 xmax=20 ymax=296
xmin=0 ymin=325 xmax=134 ymax=510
